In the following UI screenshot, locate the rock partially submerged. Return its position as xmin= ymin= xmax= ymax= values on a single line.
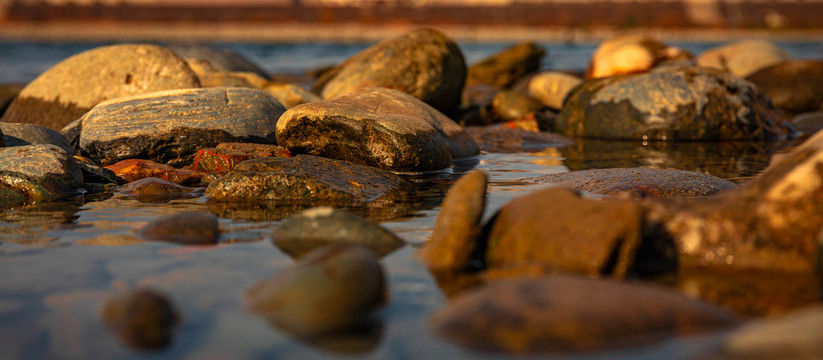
xmin=139 ymin=212 xmax=219 ymax=245
xmin=524 ymin=168 xmax=736 ymax=197
xmin=100 ymin=289 xmax=180 ymax=350
xmin=465 ymin=126 xmax=573 ymax=153
xmin=192 ymin=142 xmax=291 ymax=174
xmin=105 ymin=159 xmax=204 ymax=185
xmin=0 ymin=144 xmax=83 ymax=206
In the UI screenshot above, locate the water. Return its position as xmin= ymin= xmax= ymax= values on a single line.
xmin=0 ymin=39 xmax=822 ymax=359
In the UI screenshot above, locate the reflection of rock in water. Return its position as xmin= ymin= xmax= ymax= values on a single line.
xmin=559 ymin=139 xmax=790 ymax=183
xmin=0 ymin=200 xmax=81 ymax=244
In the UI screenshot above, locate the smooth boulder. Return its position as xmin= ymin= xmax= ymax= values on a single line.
xmin=466 ymin=42 xmax=545 ymax=89
xmin=697 ymin=39 xmax=790 ymax=78
xmin=586 ymin=34 xmax=690 ymax=79
xmin=745 ymin=59 xmax=823 ymax=115
xmin=100 ymin=289 xmax=180 ymax=350
xmin=73 ymin=87 xmax=285 ymax=167
xmin=0 ymin=144 xmax=83 ymax=205
xmin=169 ymin=43 xmax=271 ymax=80
xmin=139 ymin=212 xmax=219 ymax=245
xmin=1 ymin=44 xmax=199 ymax=129
xmin=524 ymin=168 xmax=737 ymax=197
xmin=0 ymin=122 xmax=74 ymax=154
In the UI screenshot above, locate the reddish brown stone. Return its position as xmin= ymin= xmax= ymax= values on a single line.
xmin=192 ymin=143 xmax=291 ymax=174
xmin=106 ymin=159 xmax=204 ymax=186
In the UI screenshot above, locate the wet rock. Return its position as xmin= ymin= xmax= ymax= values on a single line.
xmin=745 ymin=59 xmax=823 ymax=115
xmin=0 ymin=144 xmax=83 ymax=204
xmin=206 ymin=155 xmax=407 ymax=203
xmin=1 ymin=44 xmax=199 ymax=130
xmin=317 ymin=28 xmax=466 ymax=114
xmin=192 ymin=143 xmax=291 ymax=174
xmin=245 ymin=244 xmax=386 ymax=337
xmin=456 ymin=84 xmax=498 ymax=126
xmin=465 ymin=125 xmax=573 ymax=153
xmin=139 ymin=212 xmax=219 ymax=245
xmin=486 ymin=187 xmax=647 ymax=277
xmin=105 ymin=159 xmax=203 ymax=186
xmin=791 ymin=112 xmax=823 ymax=136
xmin=557 ymin=66 xmax=792 ymax=141
xmin=276 ymin=87 xmax=478 ymax=173
xmin=73 ymin=155 xmax=120 ymax=186
xmin=169 ymin=43 xmax=271 ymax=80
xmin=75 ymin=87 xmax=285 ymax=167
xmin=466 ymin=42 xmax=545 ymax=89
xmin=0 ymin=83 xmax=24 ymax=117
xmin=0 ymin=122 xmax=74 ymax=154
xmin=697 ymin=39 xmax=790 ymax=78
xmin=418 ymin=170 xmax=487 ymax=271
xmin=586 ymin=34 xmax=691 ymax=79
xmin=431 ymin=275 xmax=740 ymax=354
xmin=116 ymin=177 xmax=202 ymax=202
xmin=0 ymin=184 xmax=25 ymax=208
xmin=263 ymin=82 xmax=322 ymax=109
xmin=527 ymin=71 xmax=583 ymax=110
xmin=491 ymin=90 xmax=544 ymax=122
xmin=100 ymin=288 xmax=180 ymax=350
xmin=272 ymin=207 xmax=404 ymax=258
xmin=706 ymin=306 xmax=823 ymax=359
xmin=524 ymin=168 xmax=736 ymax=197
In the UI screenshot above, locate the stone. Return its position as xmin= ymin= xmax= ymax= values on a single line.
xmin=0 ymin=184 xmax=25 ymax=208
xmin=791 ymin=112 xmax=823 ymax=136
xmin=105 ymin=159 xmax=204 ymax=185
xmin=317 ymin=28 xmax=466 ymax=114
xmin=75 ymin=87 xmax=285 ymax=167
xmin=491 ymin=90 xmax=544 ymax=122
xmin=100 ymin=288 xmax=180 ymax=350
xmin=586 ymin=34 xmax=691 ymax=79
xmin=0 ymin=122 xmax=74 ymax=154
xmin=466 ymin=42 xmax=546 ymax=89
xmin=206 ymin=155 xmax=407 ymax=203
xmin=745 ymin=59 xmax=823 ymax=115
xmin=430 ymin=275 xmax=740 ymax=354
xmin=1 ymin=44 xmax=200 ymax=129
xmin=697 ymin=39 xmax=791 ymax=78
xmin=0 ymin=83 xmax=24 ymax=118
xmin=465 ymin=126 xmax=573 ymax=153
xmin=192 ymin=143 xmax=291 ymax=174
xmin=485 ymin=187 xmax=649 ymax=278
xmin=139 ymin=212 xmax=219 ymax=245
xmin=245 ymin=244 xmax=386 ymax=337
xmin=527 ymin=71 xmax=583 ymax=110
xmin=263 ymin=83 xmax=322 ymax=109
xmin=116 ymin=177 xmax=202 ymax=202
xmin=418 ymin=170 xmax=487 ymax=271
xmin=0 ymin=144 xmax=83 ymax=204
xmin=272 ymin=207 xmax=404 ymax=258
xmin=709 ymin=306 xmax=823 ymax=359
xmin=524 ymin=168 xmax=737 ymax=197
xmin=185 ymin=58 xmax=269 ymax=88
xmin=276 ymin=87 xmax=479 ymax=173
xmin=169 ymin=43 xmax=271 ymax=80
xmin=73 ymin=155 xmax=120 ymax=186
xmin=556 ymin=66 xmax=793 ymax=141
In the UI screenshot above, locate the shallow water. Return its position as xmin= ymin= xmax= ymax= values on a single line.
xmin=0 ymin=40 xmax=822 ymax=359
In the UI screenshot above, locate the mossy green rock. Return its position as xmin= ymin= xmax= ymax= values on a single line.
xmin=556 ymin=66 xmax=792 ymax=141
xmin=75 ymin=87 xmax=285 ymax=167
xmin=0 ymin=144 xmax=83 ymax=204
xmin=467 ymin=42 xmax=545 ymax=89
xmin=525 ymin=168 xmax=736 ymax=197
xmin=318 ymin=29 xmax=466 ymax=114
xmin=277 ymin=87 xmax=478 ymax=173
xmin=1 ymin=44 xmax=200 ymax=130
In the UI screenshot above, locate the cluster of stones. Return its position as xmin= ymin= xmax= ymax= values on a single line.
xmin=2 ymin=28 xmax=823 ymax=357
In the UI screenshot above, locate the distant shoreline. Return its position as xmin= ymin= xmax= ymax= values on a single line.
xmin=2 ymin=21 xmax=823 ymax=43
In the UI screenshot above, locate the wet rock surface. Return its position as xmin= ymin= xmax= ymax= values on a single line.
xmin=316 ymin=28 xmax=466 ymax=114
xmin=75 ymin=87 xmax=285 ymax=167
xmin=192 ymin=142 xmax=291 ymax=174
xmin=431 ymin=275 xmax=740 ymax=354
xmin=139 ymin=212 xmax=219 ymax=245
xmin=465 ymin=125 xmax=574 ymax=153
xmin=0 ymin=144 xmax=83 ymax=205
xmin=745 ymin=59 xmax=823 ymax=115
xmin=466 ymin=42 xmax=545 ymax=89
xmin=116 ymin=177 xmax=202 ymax=202
xmin=276 ymin=87 xmax=478 ymax=172
xmin=272 ymin=207 xmax=404 ymax=258
xmin=1 ymin=44 xmax=199 ymax=130
xmin=524 ymin=167 xmax=737 ymax=197
xmin=106 ymin=159 xmax=204 ymax=185
xmin=697 ymin=39 xmax=791 ymax=78
xmin=100 ymin=289 xmax=181 ymax=350
xmin=0 ymin=122 xmax=74 ymax=154
xmin=557 ymin=66 xmax=793 ymax=141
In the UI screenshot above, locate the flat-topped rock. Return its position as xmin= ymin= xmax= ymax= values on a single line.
xmin=524 ymin=168 xmax=737 ymax=197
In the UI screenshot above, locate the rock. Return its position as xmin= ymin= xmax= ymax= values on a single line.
xmin=465 ymin=125 xmax=573 ymax=153
xmin=75 ymin=87 xmax=285 ymax=167
xmin=791 ymin=112 xmax=823 ymax=136
xmin=430 ymin=275 xmax=740 ymax=354
xmin=466 ymin=42 xmax=546 ymax=89
xmin=100 ymin=288 xmax=180 ymax=350
xmin=0 ymin=144 xmax=83 ymax=204
xmin=0 ymin=122 xmax=74 ymax=154
xmin=527 ymin=71 xmax=583 ymax=110
xmin=418 ymin=170 xmax=487 ymax=271
xmin=245 ymin=244 xmax=386 ymax=337
xmin=524 ymin=168 xmax=737 ymax=197
xmin=263 ymin=83 xmax=322 ymax=109
xmin=491 ymin=90 xmax=544 ymax=122
xmin=556 ymin=66 xmax=793 ymax=141
xmin=697 ymin=39 xmax=791 ymax=78
xmin=485 ymin=187 xmax=650 ymax=278
xmin=272 ymin=207 xmax=404 ymax=258
xmin=276 ymin=87 xmax=479 ymax=173
xmin=317 ymin=28 xmax=466 ymax=114
xmin=708 ymin=306 xmax=823 ymax=359
xmin=73 ymin=155 xmax=120 ymax=186
xmin=185 ymin=58 xmax=269 ymax=88
xmin=105 ymin=159 xmax=204 ymax=185
xmin=192 ymin=143 xmax=291 ymax=174
xmin=1 ymin=44 xmax=200 ymax=130
xmin=139 ymin=212 xmax=219 ymax=245
xmin=0 ymin=83 xmax=25 ymax=117
xmin=168 ymin=43 xmax=271 ymax=80
xmin=116 ymin=177 xmax=202 ymax=202
xmin=0 ymin=184 xmax=25 ymax=208
xmin=456 ymin=84 xmax=499 ymax=126
xmin=586 ymin=34 xmax=691 ymax=79
xmin=206 ymin=155 xmax=407 ymax=203
xmin=745 ymin=59 xmax=823 ymax=115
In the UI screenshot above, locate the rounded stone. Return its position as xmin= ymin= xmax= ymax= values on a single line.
xmin=464 ymin=126 xmax=574 ymax=153
xmin=491 ymin=90 xmax=544 ymax=122
xmin=0 ymin=144 xmax=84 ymax=203
xmin=791 ymin=112 xmax=823 ymax=136
xmin=100 ymin=288 xmax=180 ymax=350
xmin=527 ymin=71 xmax=583 ymax=110
xmin=745 ymin=59 xmax=823 ymax=115
xmin=263 ymin=83 xmax=322 ymax=109
xmin=0 ymin=122 xmax=74 ymax=154
xmin=169 ymin=43 xmax=271 ymax=80
xmin=524 ymin=168 xmax=737 ymax=197
xmin=586 ymin=34 xmax=689 ymax=79
xmin=116 ymin=177 xmax=201 ymax=202
xmin=1 ymin=44 xmax=200 ymax=130
xmin=318 ymin=28 xmax=466 ymax=114
xmin=697 ymin=39 xmax=791 ymax=78
xmin=105 ymin=159 xmax=204 ymax=185
xmin=192 ymin=142 xmax=291 ymax=174
xmin=139 ymin=212 xmax=219 ymax=245
xmin=466 ymin=42 xmax=546 ymax=89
